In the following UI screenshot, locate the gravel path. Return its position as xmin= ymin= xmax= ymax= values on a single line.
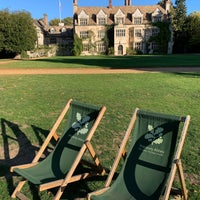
xmin=0 ymin=67 xmax=200 ymax=75
xmin=0 ymin=59 xmax=200 ymax=74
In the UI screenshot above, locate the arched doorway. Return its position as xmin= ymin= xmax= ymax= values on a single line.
xmin=118 ymin=45 xmax=123 ymax=55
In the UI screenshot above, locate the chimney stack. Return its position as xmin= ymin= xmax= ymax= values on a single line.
xmin=108 ymin=0 xmax=112 ymax=8
xmin=125 ymin=0 xmax=131 ymax=6
xmin=43 ymin=14 xmax=48 ymax=26
xmin=73 ymin=0 xmax=78 ymax=14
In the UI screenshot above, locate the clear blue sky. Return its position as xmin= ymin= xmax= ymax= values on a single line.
xmin=0 ymin=0 xmax=199 ymax=21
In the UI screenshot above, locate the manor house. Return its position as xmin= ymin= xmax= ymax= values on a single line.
xmin=73 ymin=0 xmax=173 ymax=55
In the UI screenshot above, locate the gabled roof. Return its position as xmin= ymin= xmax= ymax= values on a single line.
xmin=34 ymin=19 xmax=72 ymax=33
xmin=75 ymin=5 xmax=167 ymax=25
xmin=97 ymin=9 xmax=107 ymax=17
xmin=133 ymin=8 xmax=143 ymax=17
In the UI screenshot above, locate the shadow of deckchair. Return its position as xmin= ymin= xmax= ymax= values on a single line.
xmin=88 ymin=108 xmax=190 ymax=200
xmin=31 ymin=125 xmax=56 ymax=159
xmin=0 ymin=119 xmax=38 ymax=165
xmin=31 ymin=125 xmax=50 ymax=146
xmin=10 ymin=99 xmax=106 ymax=200
xmin=0 ymin=119 xmax=39 ymax=195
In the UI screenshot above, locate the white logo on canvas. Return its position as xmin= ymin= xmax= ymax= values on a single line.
xmin=72 ymin=113 xmax=90 ymax=135
xmin=144 ymin=125 xmax=164 ymax=145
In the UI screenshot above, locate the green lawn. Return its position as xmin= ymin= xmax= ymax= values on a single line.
xmin=0 ymin=56 xmax=200 ymax=199
xmin=1 ymin=54 xmax=200 ymax=69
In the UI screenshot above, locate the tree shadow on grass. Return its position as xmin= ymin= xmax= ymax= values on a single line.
xmin=0 ymin=118 xmax=39 ymax=196
xmin=32 ymin=55 xmax=200 ymax=69
xmin=173 ymin=72 xmax=200 ymax=77
xmin=31 ymin=56 xmax=165 ymax=69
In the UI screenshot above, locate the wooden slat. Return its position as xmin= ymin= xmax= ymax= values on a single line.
xmin=105 ymin=108 xmax=138 ymax=187
xmin=85 ymin=141 xmax=106 ymax=175
xmin=39 ymin=173 xmax=94 ymax=191
xmin=176 ymin=159 xmax=188 ymax=200
xmin=10 ymin=162 xmax=38 ymax=172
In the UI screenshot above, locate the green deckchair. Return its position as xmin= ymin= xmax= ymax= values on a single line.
xmin=88 ymin=108 xmax=190 ymax=200
xmin=10 ymin=99 xmax=106 ymax=200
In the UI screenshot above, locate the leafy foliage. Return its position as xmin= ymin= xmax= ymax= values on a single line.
xmin=63 ymin=17 xmax=73 ymax=25
xmin=49 ymin=18 xmax=61 ymax=26
xmin=49 ymin=17 xmax=73 ymax=26
xmin=72 ymin=33 xmax=82 ymax=56
xmin=104 ymin=24 xmax=115 ymax=55
xmin=171 ymin=0 xmax=187 ymax=32
xmin=186 ymin=12 xmax=200 ymax=53
xmin=0 ymin=10 xmax=37 ymax=56
xmin=149 ymin=22 xmax=171 ymax=54
xmin=171 ymin=0 xmax=187 ymax=53
xmin=171 ymin=1 xmax=200 ymax=53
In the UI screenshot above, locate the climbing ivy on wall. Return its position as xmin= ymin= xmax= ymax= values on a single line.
xmin=104 ymin=24 xmax=115 ymax=54
xmin=149 ymin=21 xmax=171 ymax=54
xmin=73 ymin=33 xmax=83 ymax=56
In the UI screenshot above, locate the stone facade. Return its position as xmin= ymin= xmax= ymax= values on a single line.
xmin=33 ymin=14 xmax=73 ymax=57
xmin=73 ymin=0 xmax=173 ymax=55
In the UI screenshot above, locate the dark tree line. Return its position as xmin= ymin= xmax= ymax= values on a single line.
xmin=171 ymin=0 xmax=200 ymax=53
xmin=0 ymin=10 xmax=37 ymax=58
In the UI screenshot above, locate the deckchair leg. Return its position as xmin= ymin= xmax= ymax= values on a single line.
xmin=11 ymin=180 xmax=26 ymax=198
xmin=85 ymin=140 xmax=106 ymax=175
xmin=176 ymin=159 xmax=188 ymax=200
xmin=54 ymin=188 xmax=62 ymax=200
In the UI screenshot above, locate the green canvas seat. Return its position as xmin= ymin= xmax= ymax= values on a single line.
xmin=11 ymin=99 xmax=106 ymax=200
xmin=88 ymin=108 xmax=190 ymax=200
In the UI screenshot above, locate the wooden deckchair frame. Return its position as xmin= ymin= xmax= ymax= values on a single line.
xmin=10 ymin=99 xmax=106 ymax=200
xmin=88 ymin=108 xmax=190 ymax=200
xmin=163 ymin=115 xmax=190 ymax=200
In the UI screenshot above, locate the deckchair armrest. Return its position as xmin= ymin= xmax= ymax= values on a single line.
xmin=10 ymin=162 xmax=38 ymax=172
xmin=87 ymin=187 xmax=110 ymax=200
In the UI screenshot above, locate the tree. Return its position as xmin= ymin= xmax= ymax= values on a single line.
xmin=63 ymin=17 xmax=73 ymax=25
xmin=0 ymin=10 xmax=9 ymax=52
xmin=171 ymin=0 xmax=187 ymax=32
xmin=171 ymin=0 xmax=187 ymax=53
xmin=0 ymin=31 xmax=4 ymax=52
xmin=186 ymin=12 xmax=200 ymax=52
xmin=49 ymin=17 xmax=73 ymax=26
xmin=49 ymin=18 xmax=60 ymax=26
xmin=0 ymin=10 xmax=37 ymax=57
